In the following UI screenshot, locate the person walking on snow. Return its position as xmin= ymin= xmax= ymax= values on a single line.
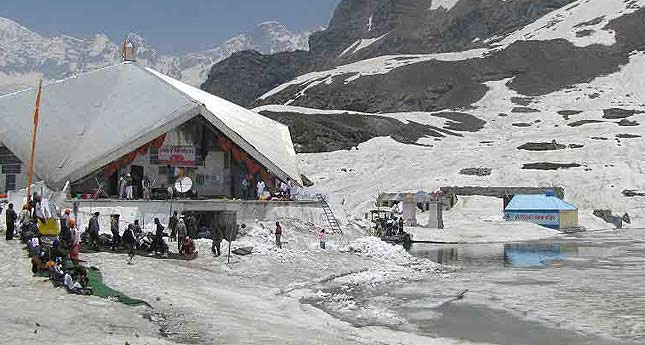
xmin=176 ymin=218 xmax=188 ymax=255
xmin=211 ymin=225 xmax=223 ymax=257
xmin=319 ymin=229 xmax=326 ymax=250
xmin=168 ymin=211 xmax=179 ymax=241
xmin=5 ymin=203 xmax=17 ymax=240
xmin=274 ymin=221 xmax=283 ymax=249
xmin=122 ymin=224 xmax=136 ymax=254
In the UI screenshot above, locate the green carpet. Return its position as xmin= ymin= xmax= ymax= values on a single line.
xmin=86 ymin=267 xmax=150 ymax=307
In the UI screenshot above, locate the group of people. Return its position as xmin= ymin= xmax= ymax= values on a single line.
xmin=375 ymin=215 xmax=406 ymax=238
xmin=85 ymin=211 xmax=197 ymax=257
xmin=3 ymin=198 xmax=91 ymax=295
xmin=272 ymin=221 xmax=329 ymax=250
xmin=117 ymin=173 xmax=154 ymax=200
xmin=241 ymin=175 xmax=297 ymax=201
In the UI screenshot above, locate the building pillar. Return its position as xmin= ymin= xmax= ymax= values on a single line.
xmin=427 ymin=202 xmax=444 ymax=229
xmin=402 ymin=201 xmax=417 ymax=226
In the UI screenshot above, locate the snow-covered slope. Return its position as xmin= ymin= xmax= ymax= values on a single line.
xmin=261 ymin=49 xmax=645 ymax=228
xmin=252 ymin=0 xmax=645 ymax=229
xmin=0 ymin=18 xmax=311 ymax=93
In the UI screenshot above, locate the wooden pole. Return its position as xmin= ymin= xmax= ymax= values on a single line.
xmin=26 ymin=80 xmax=42 ymax=206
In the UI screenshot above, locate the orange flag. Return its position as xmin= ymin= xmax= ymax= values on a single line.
xmin=26 ymin=80 xmax=42 ymax=201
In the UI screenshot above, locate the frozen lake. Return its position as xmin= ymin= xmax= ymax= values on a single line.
xmin=308 ymin=228 xmax=645 ymax=344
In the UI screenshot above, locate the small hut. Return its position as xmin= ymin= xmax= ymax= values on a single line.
xmin=503 ymin=192 xmax=578 ymax=229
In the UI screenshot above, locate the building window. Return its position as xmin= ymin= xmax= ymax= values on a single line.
xmin=149 ymin=148 xmax=159 ymax=165
xmin=2 ymin=164 xmax=21 ymax=174
xmin=159 ymin=165 xmax=175 ymax=176
xmin=5 ymin=174 xmax=15 ymax=191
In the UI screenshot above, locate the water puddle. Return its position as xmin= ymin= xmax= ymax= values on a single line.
xmin=408 ymin=241 xmax=611 ymax=268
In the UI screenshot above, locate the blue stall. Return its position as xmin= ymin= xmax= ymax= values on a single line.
xmin=504 ymin=192 xmax=578 ymax=229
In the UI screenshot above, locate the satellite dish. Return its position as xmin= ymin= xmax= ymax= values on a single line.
xmin=174 ymin=177 xmax=193 ymax=194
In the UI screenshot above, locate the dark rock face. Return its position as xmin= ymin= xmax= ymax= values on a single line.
xmin=602 ymin=108 xmax=644 ymax=119
xmin=258 ymin=110 xmax=450 ymax=153
xmin=200 ymin=50 xmax=312 ymax=107
xmin=512 ymin=123 xmax=532 ymax=127
xmin=517 ymin=142 xmax=566 ymax=151
xmin=511 ymin=97 xmax=534 ymax=106
xmin=558 ymin=110 xmax=582 ymax=120
xmin=511 ymin=107 xmax=540 ymax=113
xmin=616 ymin=133 xmax=641 ymax=138
xmin=431 ymin=112 xmax=486 ymax=132
xmin=202 ymin=0 xmax=576 ymax=108
xmin=522 ymin=162 xmax=581 ymax=170
xmin=617 ymin=119 xmax=640 ymax=126
xmin=459 ymin=167 xmax=492 ymax=176
xmin=310 ymin=0 xmax=575 ymax=66
xmin=623 ymin=189 xmax=645 ymax=197
xmin=258 ymin=34 xmax=636 ymax=112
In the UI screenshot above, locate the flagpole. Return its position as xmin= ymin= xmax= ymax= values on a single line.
xmin=26 ymin=80 xmax=42 ymax=205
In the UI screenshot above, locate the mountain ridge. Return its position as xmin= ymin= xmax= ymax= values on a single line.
xmin=0 ymin=17 xmax=312 ymax=93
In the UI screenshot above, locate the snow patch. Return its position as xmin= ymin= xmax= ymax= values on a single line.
xmin=495 ymin=0 xmax=645 ymax=48
xmin=339 ymin=33 xmax=389 ymax=57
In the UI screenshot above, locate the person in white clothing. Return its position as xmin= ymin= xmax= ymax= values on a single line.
xmin=118 ymin=174 xmax=126 ymax=199
xmin=256 ymin=180 xmax=266 ymax=199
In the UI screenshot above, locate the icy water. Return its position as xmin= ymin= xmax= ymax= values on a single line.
xmin=312 ymin=229 xmax=645 ymax=344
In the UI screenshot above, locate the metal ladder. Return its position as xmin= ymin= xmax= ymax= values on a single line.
xmin=316 ymin=193 xmax=343 ymax=235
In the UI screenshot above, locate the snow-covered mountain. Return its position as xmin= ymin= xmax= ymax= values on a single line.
xmin=0 ymin=17 xmax=311 ymax=93
xmin=204 ymin=0 xmax=645 ymax=227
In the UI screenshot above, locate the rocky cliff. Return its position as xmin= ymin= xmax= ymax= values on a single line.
xmin=202 ymin=0 xmax=577 ymax=106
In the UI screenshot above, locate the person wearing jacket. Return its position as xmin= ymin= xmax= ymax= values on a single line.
xmin=176 ymin=218 xmax=188 ymax=254
xmin=274 ymin=221 xmax=283 ymax=249
xmin=168 ymin=211 xmax=179 ymax=241
xmin=122 ymin=224 xmax=136 ymax=252
xmin=211 ymin=226 xmax=223 ymax=257
xmin=110 ymin=215 xmax=121 ymax=250
xmin=153 ymin=218 xmax=166 ymax=255
xmin=88 ymin=212 xmax=101 ymax=249
xmin=5 ymin=203 xmax=17 ymax=240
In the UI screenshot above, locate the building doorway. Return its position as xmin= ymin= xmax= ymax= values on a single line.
xmin=130 ymin=165 xmax=144 ymax=199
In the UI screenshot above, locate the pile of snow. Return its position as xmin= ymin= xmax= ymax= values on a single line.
xmin=341 ymin=237 xmax=414 ymax=264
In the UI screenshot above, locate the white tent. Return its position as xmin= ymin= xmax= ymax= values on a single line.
xmin=0 ymin=62 xmax=301 ymax=190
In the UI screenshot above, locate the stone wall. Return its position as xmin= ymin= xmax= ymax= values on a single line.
xmin=70 ymin=199 xmax=325 ymax=234
xmin=440 ymin=186 xmax=565 ymax=199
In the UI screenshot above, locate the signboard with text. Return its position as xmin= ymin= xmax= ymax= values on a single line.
xmin=504 ymin=212 xmax=560 ymax=227
xmin=158 ymin=146 xmax=196 ymax=167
